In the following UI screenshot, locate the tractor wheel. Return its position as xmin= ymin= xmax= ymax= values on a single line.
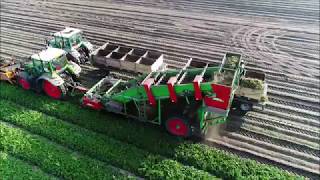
xmin=79 ymin=47 xmax=89 ymax=62
xmin=165 ymin=116 xmax=192 ymax=137
xmin=18 ymin=77 xmax=31 ymax=90
xmin=66 ymin=53 xmax=80 ymax=65
xmin=238 ymin=102 xmax=253 ymax=116
xmin=42 ymin=80 xmax=66 ymax=100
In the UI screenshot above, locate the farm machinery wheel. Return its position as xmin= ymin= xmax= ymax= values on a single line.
xmin=165 ymin=116 xmax=192 ymax=137
xmin=42 ymin=80 xmax=66 ymax=99
xmin=66 ymin=53 xmax=80 ymax=65
xmin=18 ymin=77 xmax=31 ymax=90
xmin=66 ymin=48 xmax=89 ymax=64
xmin=240 ymin=102 xmax=252 ymax=111
xmin=231 ymin=98 xmax=253 ymax=116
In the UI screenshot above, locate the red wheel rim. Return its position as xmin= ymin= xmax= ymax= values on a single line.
xmin=167 ymin=118 xmax=189 ymax=136
xmin=43 ymin=80 xmax=62 ymax=99
xmin=18 ymin=78 xmax=30 ymax=90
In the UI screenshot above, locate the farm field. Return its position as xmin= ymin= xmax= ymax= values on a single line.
xmin=0 ymin=0 xmax=319 ymax=179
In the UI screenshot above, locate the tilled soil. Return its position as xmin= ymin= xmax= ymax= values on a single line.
xmin=0 ymin=0 xmax=319 ymax=178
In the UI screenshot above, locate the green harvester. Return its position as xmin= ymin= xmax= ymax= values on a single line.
xmin=83 ymin=51 xmax=267 ymax=137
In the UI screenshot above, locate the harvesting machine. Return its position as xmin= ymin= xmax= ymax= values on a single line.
xmin=47 ymin=27 xmax=93 ymax=64
xmin=82 ymin=43 xmax=268 ymax=137
xmin=0 ymin=28 xmax=268 ymax=138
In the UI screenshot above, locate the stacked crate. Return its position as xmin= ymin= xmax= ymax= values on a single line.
xmin=91 ymin=42 xmax=164 ymax=73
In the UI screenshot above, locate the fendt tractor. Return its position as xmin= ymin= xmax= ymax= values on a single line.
xmin=16 ymin=48 xmax=85 ymax=99
xmin=46 ymin=28 xmax=93 ymax=64
xmin=1 ymin=28 xmax=268 ymax=138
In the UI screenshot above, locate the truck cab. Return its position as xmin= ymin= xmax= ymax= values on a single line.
xmin=47 ymin=27 xmax=93 ymax=64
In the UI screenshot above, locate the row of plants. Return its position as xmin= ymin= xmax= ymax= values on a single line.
xmin=0 ymin=83 xmax=303 ymax=179
xmin=0 ymin=83 xmax=179 ymax=156
xmin=0 ymin=151 xmax=55 ymax=180
xmin=0 ymin=99 xmax=215 ymax=179
xmin=174 ymin=143 xmax=303 ymax=180
xmin=139 ymin=156 xmax=213 ymax=180
xmin=0 ymin=121 xmax=131 ymax=179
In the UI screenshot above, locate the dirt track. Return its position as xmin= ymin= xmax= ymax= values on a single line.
xmin=1 ymin=0 xmax=319 ymax=178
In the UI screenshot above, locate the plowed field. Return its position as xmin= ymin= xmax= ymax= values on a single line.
xmin=0 ymin=0 xmax=319 ymax=179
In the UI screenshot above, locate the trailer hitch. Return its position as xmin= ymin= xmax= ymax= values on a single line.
xmin=66 ymin=81 xmax=88 ymax=96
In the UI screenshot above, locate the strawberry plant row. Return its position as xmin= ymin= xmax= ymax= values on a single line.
xmin=0 ymin=83 xmax=303 ymax=179
xmin=0 ymin=151 xmax=55 ymax=180
xmin=0 ymin=99 xmax=215 ymax=179
xmin=0 ymin=121 xmax=131 ymax=180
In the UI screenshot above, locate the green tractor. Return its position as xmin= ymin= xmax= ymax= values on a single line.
xmin=17 ymin=48 xmax=83 ymax=99
xmin=47 ymin=27 xmax=93 ymax=64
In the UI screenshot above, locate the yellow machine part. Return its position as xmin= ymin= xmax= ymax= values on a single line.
xmin=0 ymin=71 xmax=15 ymax=83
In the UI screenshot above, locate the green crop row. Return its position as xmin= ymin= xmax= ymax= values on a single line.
xmin=0 ymin=99 xmax=215 ymax=179
xmin=0 ymin=83 xmax=303 ymax=179
xmin=174 ymin=143 xmax=303 ymax=180
xmin=139 ymin=156 xmax=213 ymax=180
xmin=0 ymin=121 xmax=131 ymax=180
xmin=0 ymin=151 xmax=55 ymax=180
xmin=0 ymin=82 xmax=179 ymax=156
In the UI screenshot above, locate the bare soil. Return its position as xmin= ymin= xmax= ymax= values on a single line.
xmin=0 ymin=0 xmax=319 ymax=178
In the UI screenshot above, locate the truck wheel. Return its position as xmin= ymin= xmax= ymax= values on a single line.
xmin=165 ymin=116 xmax=191 ymax=137
xmin=18 ymin=77 xmax=31 ymax=90
xmin=42 ymin=80 xmax=66 ymax=99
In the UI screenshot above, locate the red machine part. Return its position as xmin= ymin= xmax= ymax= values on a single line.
xmin=55 ymin=65 xmax=62 ymax=70
xmin=204 ymin=84 xmax=231 ymax=110
xmin=43 ymin=80 xmax=64 ymax=99
xmin=18 ymin=78 xmax=31 ymax=90
xmin=165 ymin=117 xmax=191 ymax=137
xmin=82 ymin=96 xmax=103 ymax=110
xmin=74 ymin=85 xmax=88 ymax=93
xmin=142 ymin=78 xmax=156 ymax=106
xmin=167 ymin=77 xmax=178 ymax=103
xmin=193 ymin=75 xmax=203 ymax=100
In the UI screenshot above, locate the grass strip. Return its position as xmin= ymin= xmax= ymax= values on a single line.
xmin=0 ymin=121 xmax=132 ymax=180
xmin=0 ymin=83 xmax=304 ymax=179
xmin=0 ymin=99 xmax=215 ymax=179
xmin=0 ymin=151 xmax=56 ymax=180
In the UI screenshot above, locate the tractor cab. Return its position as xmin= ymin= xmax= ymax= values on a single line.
xmin=25 ymin=48 xmax=81 ymax=77
xmin=47 ymin=28 xmax=93 ymax=64
xmin=18 ymin=48 xmax=83 ymax=99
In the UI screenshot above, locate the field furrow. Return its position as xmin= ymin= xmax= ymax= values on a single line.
xmin=0 ymin=0 xmax=319 ymax=178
